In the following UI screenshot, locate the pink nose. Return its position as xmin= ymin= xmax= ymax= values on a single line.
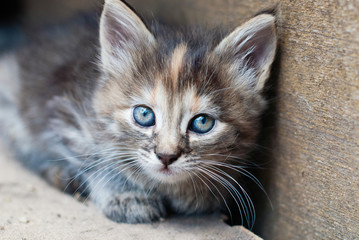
xmin=156 ymin=153 xmax=180 ymax=167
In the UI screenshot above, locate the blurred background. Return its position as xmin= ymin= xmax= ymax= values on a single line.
xmin=0 ymin=0 xmax=275 ymax=51
xmin=0 ymin=0 xmax=101 ymax=52
xmin=0 ymin=0 xmax=23 ymax=52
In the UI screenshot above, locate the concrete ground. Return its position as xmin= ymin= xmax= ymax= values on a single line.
xmin=0 ymin=143 xmax=261 ymax=240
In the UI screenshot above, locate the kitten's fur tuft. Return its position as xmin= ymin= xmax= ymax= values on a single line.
xmin=0 ymin=0 xmax=277 ymax=226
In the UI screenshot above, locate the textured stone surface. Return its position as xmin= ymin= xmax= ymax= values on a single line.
xmin=0 ymin=144 xmax=260 ymax=240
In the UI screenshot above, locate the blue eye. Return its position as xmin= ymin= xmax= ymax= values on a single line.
xmin=133 ymin=106 xmax=155 ymax=127
xmin=189 ymin=114 xmax=215 ymax=134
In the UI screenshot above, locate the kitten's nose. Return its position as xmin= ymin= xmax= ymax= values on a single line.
xmin=156 ymin=153 xmax=180 ymax=167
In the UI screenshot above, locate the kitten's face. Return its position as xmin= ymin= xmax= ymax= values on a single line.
xmin=93 ymin=0 xmax=276 ymax=185
xmin=96 ymin=46 xmax=261 ymax=184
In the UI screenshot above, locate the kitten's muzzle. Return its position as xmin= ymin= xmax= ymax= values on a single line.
xmin=156 ymin=153 xmax=180 ymax=168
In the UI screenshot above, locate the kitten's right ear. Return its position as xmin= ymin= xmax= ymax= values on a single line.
xmin=214 ymin=14 xmax=277 ymax=92
xmin=99 ymin=0 xmax=156 ymax=72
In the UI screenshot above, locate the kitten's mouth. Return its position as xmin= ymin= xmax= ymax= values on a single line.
xmin=159 ymin=167 xmax=174 ymax=175
xmin=145 ymin=165 xmax=187 ymax=183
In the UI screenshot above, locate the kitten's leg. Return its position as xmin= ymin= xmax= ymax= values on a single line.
xmin=88 ymin=174 xmax=166 ymax=223
xmin=39 ymin=160 xmax=86 ymax=195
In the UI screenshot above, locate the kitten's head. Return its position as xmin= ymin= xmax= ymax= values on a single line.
xmin=93 ymin=0 xmax=277 ymax=184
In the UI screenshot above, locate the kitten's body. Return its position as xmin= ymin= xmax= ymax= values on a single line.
xmin=0 ymin=0 xmax=276 ymax=225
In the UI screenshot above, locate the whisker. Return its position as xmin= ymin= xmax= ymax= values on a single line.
xmin=83 ymin=160 xmax=139 ymax=203
xmin=73 ymin=157 xmax=137 ymax=198
xmin=199 ymin=159 xmax=266 ymax=192
xmin=184 ymin=169 xmax=200 ymax=211
xmin=193 ymin=169 xmax=233 ymax=221
xmin=202 ymin=153 xmax=260 ymax=168
xmin=120 ymin=162 xmax=143 ymax=192
xmin=63 ymin=153 xmax=137 ymax=192
xmin=199 ymin=165 xmax=255 ymax=228
xmin=197 ymin=166 xmax=245 ymax=225
xmin=199 ymin=158 xmax=273 ymax=211
xmin=71 ymin=160 xmax=121 ymax=197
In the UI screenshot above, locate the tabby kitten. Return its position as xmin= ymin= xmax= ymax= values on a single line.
xmin=0 ymin=0 xmax=277 ymax=225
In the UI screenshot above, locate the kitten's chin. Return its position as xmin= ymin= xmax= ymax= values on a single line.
xmin=145 ymin=166 xmax=189 ymax=184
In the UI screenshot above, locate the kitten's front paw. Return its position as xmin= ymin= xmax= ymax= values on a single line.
xmin=103 ymin=193 xmax=166 ymax=223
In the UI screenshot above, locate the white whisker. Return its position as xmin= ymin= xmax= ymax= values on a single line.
xmin=74 ymin=157 xmax=137 ymax=197
xmin=198 ymin=159 xmax=269 ymax=201
xmin=193 ymin=169 xmax=233 ymax=220
xmin=198 ymin=165 xmax=255 ymax=228
xmin=84 ymin=160 xmax=139 ymax=203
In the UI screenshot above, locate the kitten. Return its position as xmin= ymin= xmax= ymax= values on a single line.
xmin=0 ymin=0 xmax=277 ymax=225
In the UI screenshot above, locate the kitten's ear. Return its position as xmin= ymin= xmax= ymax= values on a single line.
xmin=215 ymin=14 xmax=277 ymax=92
xmin=99 ymin=0 xmax=156 ymax=72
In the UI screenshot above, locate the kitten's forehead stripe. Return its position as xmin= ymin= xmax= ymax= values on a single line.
xmin=191 ymin=93 xmax=201 ymax=113
xmin=150 ymin=84 xmax=158 ymax=106
xmin=169 ymin=44 xmax=187 ymax=91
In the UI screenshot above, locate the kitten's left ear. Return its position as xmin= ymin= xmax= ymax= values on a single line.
xmin=215 ymin=14 xmax=277 ymax=92
xmin=99 ymin=0 xmax=156 ymax=73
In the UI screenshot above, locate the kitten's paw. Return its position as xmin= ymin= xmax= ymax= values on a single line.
xmin=103 ymin=193 xmax=166 ymax=223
